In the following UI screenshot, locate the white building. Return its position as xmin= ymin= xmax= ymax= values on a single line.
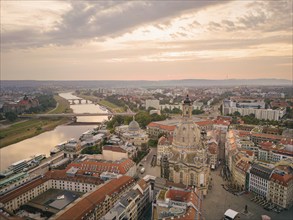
xmin=193 ymin=101 xmax=204 ymax=110
xmin=249 ymin=164 xmax=273 ymax=199
xmin=223 ymin=104 xmax=285 ymax=121
xmin=145 ymin=99 xmax=160 ymax=110
xmin=160 ymin=104 xmax=181 ymax=111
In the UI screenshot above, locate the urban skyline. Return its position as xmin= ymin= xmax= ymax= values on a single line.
xmin=1 ymin=0 xmax=292 ymax=80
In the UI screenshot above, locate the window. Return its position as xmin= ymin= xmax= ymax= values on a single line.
xmin=180 ymin=172 xmax=183 ymax=184
xmin=190 ymin=173 xmax=194 ymax=185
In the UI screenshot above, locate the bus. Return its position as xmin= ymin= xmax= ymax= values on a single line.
xmin=224 ymin=209 xmax=239 ymax=220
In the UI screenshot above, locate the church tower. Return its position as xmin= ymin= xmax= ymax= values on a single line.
xmin=182 ymin=94 xmax=192 ymax=118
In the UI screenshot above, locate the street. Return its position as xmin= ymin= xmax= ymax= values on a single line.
xmin=138 ymin=147 xmax=160 ymax=178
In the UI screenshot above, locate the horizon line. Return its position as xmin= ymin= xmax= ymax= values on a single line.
xmin=2 ymin=78 xmax=292 ymax=82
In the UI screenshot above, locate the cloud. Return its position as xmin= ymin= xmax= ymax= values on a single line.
xmin=1 ymin=1 xmax=226 ymax=49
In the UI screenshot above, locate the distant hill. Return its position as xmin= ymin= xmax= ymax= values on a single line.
xmin=1 ymin=78 xmax=291 ymax=89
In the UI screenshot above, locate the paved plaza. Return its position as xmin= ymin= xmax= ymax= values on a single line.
xmin=138 ymin=148 xmax=293 ymax=220
xmin=203 ymin=167 xmax=293 ymax=220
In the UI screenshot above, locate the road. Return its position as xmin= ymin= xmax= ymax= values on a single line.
xmin=138 ymin=148 xmax=160 ymax=178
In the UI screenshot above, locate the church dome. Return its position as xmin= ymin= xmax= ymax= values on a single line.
xmin=128 ymin=119 xmax=140 ymax=132
xmin=172 ymin=121 xmax=203 ymax=150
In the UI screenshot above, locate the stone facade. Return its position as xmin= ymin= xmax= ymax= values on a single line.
xmin=159 ymin=95 xmax=210 ymax=195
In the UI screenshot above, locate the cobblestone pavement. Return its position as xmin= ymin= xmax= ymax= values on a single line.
xmin=203 ymin=167 xmax=293 ymax=220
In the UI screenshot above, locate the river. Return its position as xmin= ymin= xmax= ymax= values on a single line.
xmin=0 ymin=92 xmax=108 ymax=171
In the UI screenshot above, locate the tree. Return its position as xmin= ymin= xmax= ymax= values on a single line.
xmin=162 ymin=108 xmax=170 ymax=113
xmin=141 ymin=143 xmax=149 ymax=152
xmin=171 ymin=108 xmax=182 ymax=114
xmin=81 ymin=145 xmax=102 ymax=154
xmin=148 ymin=139 xmax=158 ymax=147
xmin=192 ymin=109 xmax=204 ymax=115
xmin=233 ymin=111 xmax=241 ymax=117
xmin=5 ymin=112 xmax=18 ymax=122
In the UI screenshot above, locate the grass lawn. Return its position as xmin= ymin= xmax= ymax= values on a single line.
xmin=98 ymin=100 xmax=124 ymax=113
xmin=49 ymin=95 xmax=72 ymax=114
xmin=0 ymin=95 xmax=71 ymax=148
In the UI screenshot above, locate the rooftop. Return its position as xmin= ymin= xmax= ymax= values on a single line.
xmin=67 ymin=158 xmax=135 ymax=174
xmin=55 ymin=176 xmax=135 ymax=220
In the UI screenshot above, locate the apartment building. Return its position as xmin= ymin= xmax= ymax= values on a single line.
xmin=233 ymin=158 xmax=250 ymax=191
xmin=269 ymin=166 xmax=293 ymax=209
xmin=258 ymin=142 xmax=293 ymax=164
xmin=153 ymin=187 xmax=203 ymax=220
xmin=54 ymin=176 xmax=135 ymax=220
xmin=208 ymin=141 xmax=219 ymax=170
xmin=156 ymin=136 xmax=172 ymax=165
xmin=222 ymin=99 xmax=286 ymax=121
xmin=249 ymin=164 xmax=273 ymax=199
xmin=147 ymin=121 xmax=177 ymax=138
xmin=102 ymin=179 xmax=152 ymax=220
xmin=0 ymin=169 xmax=104 ymax=212
xmin=0 ymin=172 xmax=30 ymax=195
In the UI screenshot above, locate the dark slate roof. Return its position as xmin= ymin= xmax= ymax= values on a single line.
xmin=250 ymin=163 xmax=273 ymax=180
xmin=119 ymin=189 xmax=140 ymax=207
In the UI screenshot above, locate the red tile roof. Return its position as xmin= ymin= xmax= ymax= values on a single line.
xmin=271 ymin=173 xmax=293 ymax=187
xmin=158 ymin=136 xmax=173 ymax=145
xmin=195 ymin=120 xmax=214 ymax=126
xmin=45 ymin=170 xmax=103 ymax=185
xmin=55 ymin=176 xmax=134 ymax=220
xmin=281 ymin=138 xmax=293 ymax=145
xmin=0 ymin=177 xmax=47 ymax=203
xmin=260 ymin=141 xmax=274 ymax=147
xmin=252 ymin=133 xmax=282 ymax=140
xmin=165 ymin=189 xmax=202 ymax=220
xmin=270 ymin=101 xmax=289 ymax=108
xmin=147 ymin=122 xmax=176 ymax=131
xmin=66 ymin=158 xmax=135 ymax=174
xmin=214 ymin=119 xmax=230 ymax=126
xmin=241 ymin=150 xmax=254 ymax=157
xmin=235 ymin=159 xmax=250 ymax=173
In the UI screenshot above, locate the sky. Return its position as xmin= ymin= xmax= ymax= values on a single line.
xmin=1 ymin=0 xmax=292 ymax=81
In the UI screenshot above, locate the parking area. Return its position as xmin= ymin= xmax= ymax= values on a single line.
xmin=203 ymin=167 xmax=293 ymax=220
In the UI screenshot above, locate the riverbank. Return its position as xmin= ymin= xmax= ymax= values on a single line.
xmin=74 ymin=94 xmax=124 ymax=113
xmin=0 ymin=95 xmax=72 ymax=149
